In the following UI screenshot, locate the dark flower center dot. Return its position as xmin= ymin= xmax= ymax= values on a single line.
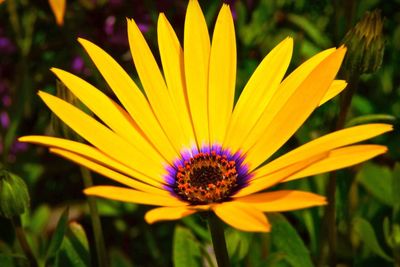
xmin=173 ymin=151 xmax=238 ymax=204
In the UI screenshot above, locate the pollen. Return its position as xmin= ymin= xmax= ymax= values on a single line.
xmin=173 ymin=150 xmax=239 ymax=204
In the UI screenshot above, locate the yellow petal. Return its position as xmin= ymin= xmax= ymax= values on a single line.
xmin=224 ymin=38 xmax=293 ymax=151
xmin=319 ymin=80 xmax=347 ymax=106
xmin=19 ymin=135 xmax=164 ymax=188
xmin=84 ymin=186 xmax=188 ymax=207
xmin=48 ymin=0 xmax=66 ymax=26
xmin=37 ymin=92 xmax=166 ymax=182
xmin=254 ymin=123 xmax=392 ymax=178
xmin=233 ymin=48 xmax=334 ymax=167
xmin=184 ymin=0 xmax=210 ymax=146
xmin=145 ymin=206 xmax=197 ymax=224
xmin=208 ymin=4 xmax=236 ymax=144
xmin=235 ymin=190 xmax=326 ymax=212
xmin=244 ymin=47 xmax=346 ymax=170
xmin=157 ymin=14 xmax=195 ymax=145
xmin=51 ymin=68 xmax=165 ymax=163
xmin=50 ymin=148 xmax=171 ymax=196
xmin=127 ymin=19 xmax=191 ymax=152
xmin=286 ymin=145 xmax=388 ymax=182
xmin=78 ymin=38 xmax=178 ymax=161
xmin=234 ymin=153 xmax=327 ymax=198
xmin=213 ymin=202 xmax=270 ymax=232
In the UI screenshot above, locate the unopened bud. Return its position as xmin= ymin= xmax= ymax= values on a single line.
xmin=0 ymin=169 xmax=30 ymax=218
xmin=342 ymin=10 xmax=384 ymax=74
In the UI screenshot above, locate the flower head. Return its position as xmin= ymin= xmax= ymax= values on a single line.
xmin=20 ymin=0 xmax=391 ymax=232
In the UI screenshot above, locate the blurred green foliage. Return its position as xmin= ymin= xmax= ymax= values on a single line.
xmin=1 ymin=0 xmax=400 ymax=266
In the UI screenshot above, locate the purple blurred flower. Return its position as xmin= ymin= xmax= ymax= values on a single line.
xmin=71 ymin=56 xmax=91 ymax=76
xmin=105 ymin=16 xmax=116 ymax=35
xmin=0 ymin=37 xmax=16 ymax=54
xmin=2 ymin=95 xmax=11 ymax=107
xmin=0 ymin=111 xmax=10 ymax=129
xmin=10 ymin=141 xmax=28 ymax=154
xmin=71 ymin=56 xmax=85 ymax=73
xmin=108 ymin=0 xmax=123 ymax=8
xmin=137 ymin=22 xmax=150 ymax=33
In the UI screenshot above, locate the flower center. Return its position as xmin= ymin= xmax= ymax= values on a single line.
xmin=173 ymin=151 xmax=239 ymax=204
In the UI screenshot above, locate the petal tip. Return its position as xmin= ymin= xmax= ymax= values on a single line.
xmin=188 ymin=0 xmax=202 ymax=12
xmin=373 ymin=123 xmax=394 ymax=133
xmin=77 ymin=37 xmax=86 ymax=44
xmin=381 ymin=146 xmax=389 ymax=153
xmin=158 ymin=12 xmax=166 ymax=20
xmin=144 ymin=214 xmax=155 ymax=224
xmin=17 ymin=136 xmax=27 ymax=142
xmin=280 ymin=36 xmax=294 ymax=51
xmin=77 ymin=38 xmax=94 ymax=49
xmin=222 ymin=3 xmax=230 ymax=9
xmin=37 ymin=90 xmax=47 ymax=97
xmin=338 ymin=45 xmax=347 ymax=55
xmin=50 ymin=67 xmax=63 ymax=76
xmin=83 ymin=187 xmax=94 ymax=195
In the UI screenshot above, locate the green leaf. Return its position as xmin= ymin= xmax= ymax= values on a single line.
xmin=109 ymin=249 xmax=133 ymax=267
xmin=352 ymin=217 xmax=393 ymax=261
xmin=30 ymin=205 xmax=51 ymax=234
xmin=346 ymin=114 xmax=396 ymax=127
xmin=0 ymin=253 xmax=27 ymax=267
xmin=352 ymin=95 xmax=374 ymax=114
xmin=0 ymin=239 xmax=26 ymax=264
xmin=20 ymin=162 xmax=44 ymax=185
xmin=263 ymin=252 xmax=290 ymax=267
xmin=269 ymin=213 xmax=314 ymax=267
xmin=392 ymin=163 xmax=400 ymax=218
xmin=226 ymin=228 xmax=253 ymax=261
xmin=67 ymin=222 xmax=89 ymax=253
xmin=95 ymin=198 xmax=124 ymax=216
xmin=393 ymin=224 xmax=400 ymax=250
xmin=173 ymin=226 xmax=202 ymax=267
xmin=182 ymin=216 xmax=210 ymax=241
xmin=55 ymin=222 xmax=90 ymax=267
xmin=46 ymin=207 xmax=70 ymax=260
xmin=356 ymin=162 xmax=393 ymax=206
xmin=286 ymin=13 xmax=331 ymax=48
xmin=294 ymin=210 xmax=318 ymax=254
xmin=383 ymin=217 xmax=393 ymax=248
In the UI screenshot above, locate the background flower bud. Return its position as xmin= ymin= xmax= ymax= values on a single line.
xmin=0 ymin=169 xmax=30 ymax=219
xmin=342 ymin=10 xmax=384 ymax=74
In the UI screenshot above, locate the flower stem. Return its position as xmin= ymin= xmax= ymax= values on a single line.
xmin=207 ymin=213 xmax=230 ymax=267
xmin=322 ymin=73 xmax=360 ymax=267
xmin=11 ymin=216 xmax=38 ymax=267
xmin=80 ymin=167 xmax=108 ymax=267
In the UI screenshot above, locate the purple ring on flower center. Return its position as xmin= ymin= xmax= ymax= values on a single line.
xmin=164 ymin=145 xmax=252 ymax=204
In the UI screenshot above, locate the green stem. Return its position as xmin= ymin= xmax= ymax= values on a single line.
xmin=324 ymin=172 xmax=337 ymax=267
xmin=335 ymin=74 xmax=360 ymax=131
xmin=80 ymin=167 xmax=108 ymax=267
xmin=6 ymin=0 xmax=22 ymax=47
xmin=322 ymin=73 xmax=360 ymax=267
xmin=208 ymin=213 xmax=230 ymax=267
xmin=11 ymin=216 xmax=38 ymax=267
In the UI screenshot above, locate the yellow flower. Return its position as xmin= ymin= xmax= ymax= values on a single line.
xmin=20 ymin=0 xmax=391 ymax=232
